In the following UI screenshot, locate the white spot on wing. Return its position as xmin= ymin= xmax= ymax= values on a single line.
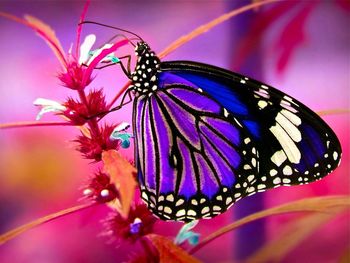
xmin=201 ymin=207 xmax=210 ymax=214
xmin=258 ymin=100 xmax=268 ymax=109
xmin=283 ymin=178 xmax=291 ymax=184
xmin=276 ymin=112 xmax=302 ymax=142
xmin=258 ymin=184 xmax=266 ymax=190
xmin=281 ymin=109 xmax=301 ymax=126
xmin=259 ymin=88 xmax=268 ymax=94
xmin=333 ymin=151 xmax=338 ymax=160
xmin=213 ymin=206 xmax=221 ymax=211
xmin=283 ymin=165 xmax=293 ymax=176
xmin=188 ymin=210 xmax=196 ymax=216
xmin=251 ymin=158 xmax=257 ymax=167
xmin=270 ymin=169 xmax=278 ymax=176
xmin=234 ymin=118 xmax=243 ymax=127
xmin=283 ymin=95 xmax=293 ymax=103
xmin=164 ymin=207 xmax=172 ymax=214
xmin=271 ymin=150 xmax=287 ymax=167
xmin=270 ymin=123 xmax=301 ymax=164
xmin=166 ymin=194 xmax=174 ymax=202
xmin=176 ymin=199 xmax=184 ymax=206
xmin=273 ymin=177 xmax=281 ymax=184
xmin=247 ymin=175 xmax=255 ymax=182
xmin=176 ymin=209 xmax=186 ymax=217
xmin=223 ymin=108 xmax=229 ymax=117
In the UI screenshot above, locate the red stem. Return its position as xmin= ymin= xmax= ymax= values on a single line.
xmin=0 ymin=202 xmax=96 ymax=245
xmin=0 ymin=121 xmax=76 ymax=129
xmin=75 ymin=0 xmax=91 ymax=57
xmin=77 ymin=89 xmax=101 ymax=137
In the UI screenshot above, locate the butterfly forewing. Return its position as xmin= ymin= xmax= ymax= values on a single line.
xmin=133 ymin=83 xmax=260 ymax=221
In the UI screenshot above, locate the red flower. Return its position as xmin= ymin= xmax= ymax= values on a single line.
xmin=58 ymin=60 xmax=93 ymax=90
xmin=75 ymin=124 xmax=121 ymax=161
xmin=83 ymin=170 xmax=119 ymax=203
xmin=62 ymin=89 xmax=108 ymax=125
xmin=103 ymin=203 xmax=157 ymax=244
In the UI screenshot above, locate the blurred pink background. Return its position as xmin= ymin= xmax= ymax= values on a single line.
xmin=0 ymin=1 xmax=349 ymax=262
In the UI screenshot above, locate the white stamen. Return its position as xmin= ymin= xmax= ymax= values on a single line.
xmin=33 ymin=98 xmax=67 ymax=120
xmin=79 ymin=34 xmax=96 ymax=65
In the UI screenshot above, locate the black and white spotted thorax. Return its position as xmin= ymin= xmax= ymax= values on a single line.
xmin=129 ymin=42 xmax=161 ymax=96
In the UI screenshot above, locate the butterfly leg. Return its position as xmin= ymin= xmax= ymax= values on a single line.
xmin=89 ymin=87 xmax=134 ymax=121
xmin=92 ymin=55 xmax=132 ymax=78
xmin=109 ymin=86 xmax=133 ymax=112
xmin=116 ymin=55 xmax=132 ymax=77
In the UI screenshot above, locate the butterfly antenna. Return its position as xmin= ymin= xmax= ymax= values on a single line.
xmin=105 ymin=33 xmax=136 ymax=47
xmin=80 ymin=21 xmax=144 ymax=42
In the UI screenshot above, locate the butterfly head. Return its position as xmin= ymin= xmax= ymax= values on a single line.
xmin=135 ymin=42 xmax=150 ymax=56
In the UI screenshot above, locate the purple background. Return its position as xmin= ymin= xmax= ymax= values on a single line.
xmin=0 ymin=1 xmax=349 ymax=262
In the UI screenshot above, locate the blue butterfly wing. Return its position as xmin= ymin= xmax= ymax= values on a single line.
xmin=133 ymin=60 xmax=341 ymax=221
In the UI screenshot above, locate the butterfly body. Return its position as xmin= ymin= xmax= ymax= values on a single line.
xmin=129 ymin=42 xmax=341 ymax=222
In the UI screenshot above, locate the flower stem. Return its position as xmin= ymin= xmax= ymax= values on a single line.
xmin=76 ymin=0 xmax=91 ymax=58
xmin=188 ymin=195 xmax=350 ymax=255
xmin=0 ymin=121 xmax=75 ymax=129
xmin=107 ymin=1 xmax=277 ymax=110
xmin=158 ymin=0 xmax=278 ymax=59
xmin=78 ymin=89 xmax=101 ymax=137
xmin=317 ymin=108 xmax=350 ymax=116
xmin=0 ymin=202 xmax=96 ymax=245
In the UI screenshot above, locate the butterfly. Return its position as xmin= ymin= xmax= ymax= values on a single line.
xmin=93 ymin=33 xmax=341 ymax=222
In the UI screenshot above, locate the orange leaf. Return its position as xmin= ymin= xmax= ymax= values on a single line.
xmin=0 ymin=12 xmax=67 ymax=68
xmin=0 ymin=203 xmax=94 ymax=245
xmin=102 ymin=150 xmax=137 ymax=218
xmin=147 ymin=234 xmax=202 ymax=263
xmin=24 ymin=15 xmax=67 ymax=68
xmin=340 ymin=247 xmax=350 ymax=263
xmin=246 ymin=208 xmax=345 ymax=262
xmin=158 ymin=0 xmax=277 ymax=59
xmin=317 ymin=108 xmax=350 ymax=116
xmin=190 ymin=195 xmax=350 ymax=255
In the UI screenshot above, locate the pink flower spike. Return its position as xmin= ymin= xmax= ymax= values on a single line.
xmin=58 ymin=61 xmax=92 ymax=90
xmin=82 ymin=39 xmax=129 ymax=88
